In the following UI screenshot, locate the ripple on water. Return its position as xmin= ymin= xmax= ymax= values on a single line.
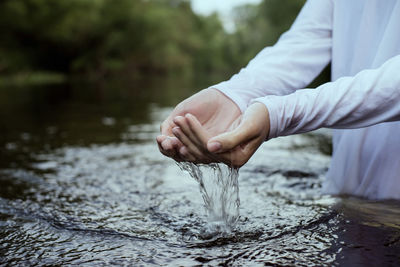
xmin=1 ymin=127 xmax=400 ymax=266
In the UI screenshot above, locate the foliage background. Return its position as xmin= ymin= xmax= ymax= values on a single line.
xmin=0 ymin=0 xmax=316 ymax=82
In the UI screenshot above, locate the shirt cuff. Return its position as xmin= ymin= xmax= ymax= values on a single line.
xmin=250 ymin=96 xmax=282 ymax=140
xmin=208 ymin=82 xmax=248 ymax=114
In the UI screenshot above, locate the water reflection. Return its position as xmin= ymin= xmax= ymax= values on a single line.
xmin=330 ymin=198 xmax=400 ymax=266
xmin=0 ymin=79 xmax=400 ymax=266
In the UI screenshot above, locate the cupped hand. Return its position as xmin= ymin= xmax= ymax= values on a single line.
xmin=156 ymin=88 xmax=241 ymax=162
xmin=173 ymin=102 xmax=270 ymax=168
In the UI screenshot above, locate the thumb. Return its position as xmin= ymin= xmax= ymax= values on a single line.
xmin=207 ymin=121 xmax=253 ymax=153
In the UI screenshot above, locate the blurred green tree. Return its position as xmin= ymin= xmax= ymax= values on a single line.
xmin=229 ymin=0 xmax=306 ymax=67
xmin=0 ymin=0 xmax=312 ymax=81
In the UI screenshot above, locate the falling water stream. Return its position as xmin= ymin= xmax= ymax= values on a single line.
xmin=177 ymin=163 xmax=240 ymax=236
xmin=1 ymin=81 xmax=400 ymax=266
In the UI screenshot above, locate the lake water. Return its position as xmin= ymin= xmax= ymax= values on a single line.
xmin=1 ymin=78 xmax=400 ymax=266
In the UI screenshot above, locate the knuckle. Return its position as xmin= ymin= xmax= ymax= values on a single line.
xmin=176 ymin=116 xmax=185 ymax=125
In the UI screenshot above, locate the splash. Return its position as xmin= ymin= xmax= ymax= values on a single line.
xmin=177 ymin=162 xmax=240 ymax=235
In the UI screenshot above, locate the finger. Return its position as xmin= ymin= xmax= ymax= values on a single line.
xmin=156 ymin=136 xmax=183 ymax=162
xmin=173 ymin=116 xmax=202 ymax=150
xmin=182 ymin=113 xmax=247 ymax=165
xmin=161 ymin=137 xmax=180 ymax=158
xmin=168 ymin=135 xmax=184 ymax=150
xmin=157 ymin=142 xmax=182 ymax=162
xmin=185 ymin=113 xmax=210 ymax=148
xmin=156 ymin=134 xmax=167 ymax=145
xmin=207 ymin=123 xmax=254 ymax=153
xmin=160 ymin=117 xmax=176 ymax=136
xmin=218 ymin=127 xmax=266 ymax=167
xmin=156 ymin=135 xmax=168 ymax=154
xmin=174 ymin=115 xmax=209 ymax=153
xmin=207 ymin=103 xmax=269 ymax=153
xmin=179 ymin=146 xmax=196 ymax=162
xmin=172 ymin=126 xmax=205 ymax=160
xmin=173 ymin=116 xmax=191 ymax=137
xmin=207 ymin=129 xmax=259 ymax=167
xmin=160 ymin=119 xmax=186 ymax=160
xmin=184 ymin=114 xmax=220 ymax=164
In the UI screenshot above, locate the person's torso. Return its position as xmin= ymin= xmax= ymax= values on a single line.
xmin=323 ymin=0 xmax=400 ymax=199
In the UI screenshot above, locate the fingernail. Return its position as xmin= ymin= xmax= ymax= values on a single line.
xmin=173 ymin=116 xmax=181 ymax=124
xmin=172 ymin=127 xmax=179 ymax=136
xmin=208 ymin=141 xmax=221 ymax=152
xmin=171 ymin=138 xmax=178 ymax=146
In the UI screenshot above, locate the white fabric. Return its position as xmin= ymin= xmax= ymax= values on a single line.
xmin=211 ymin=0 xmax=400 ymax=199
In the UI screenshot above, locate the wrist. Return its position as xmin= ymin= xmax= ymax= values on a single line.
xmin=250 ymin=102 xmax=270 ymax=140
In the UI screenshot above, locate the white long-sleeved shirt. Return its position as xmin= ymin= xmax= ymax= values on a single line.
xmin=212 ymin=0 xmax=400 ymax=199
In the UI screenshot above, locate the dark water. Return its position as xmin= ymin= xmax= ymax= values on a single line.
xmin=1 ymin=78 xmax=400 ymax=266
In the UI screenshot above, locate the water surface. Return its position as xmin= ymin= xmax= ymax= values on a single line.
xmin=1 ymin=79 xmax=400 ymax=266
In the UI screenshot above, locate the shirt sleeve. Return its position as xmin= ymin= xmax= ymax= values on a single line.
xmin=255 ymin=54 xmax=400 ymax=139
xmin=210 ymin=0 xmax=333 ymax=113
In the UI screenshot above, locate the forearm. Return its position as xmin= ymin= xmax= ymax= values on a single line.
xmin=256 ymin=54 xmax=400 ymax=138
xmin=211 ymin=0 xmax=333 ymax=112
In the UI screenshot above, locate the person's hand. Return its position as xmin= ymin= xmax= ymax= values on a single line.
xmin=172 ymin=102 xmax=270 ymax=167
xmin=156 ymin=88 xmax=241 ymax=162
